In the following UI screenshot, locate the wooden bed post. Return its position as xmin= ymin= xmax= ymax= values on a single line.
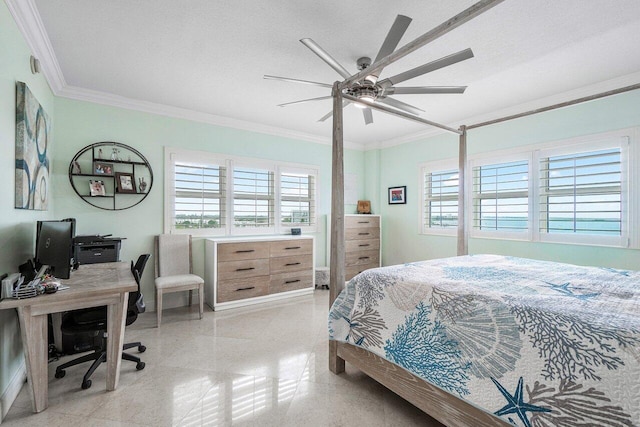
xmin=457 ymin=125 xmax=468 ymax=256
xmin=329 ymin=81 xmax=346 ymax=374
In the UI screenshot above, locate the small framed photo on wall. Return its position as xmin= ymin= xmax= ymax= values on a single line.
xmin=388 ymin=186 xmax=406 ymax=204
xmin=89 ymin=180 xmax=106 ymax=197
xmin=93 ymin=161 xmax=114 ymax=175
xmin=115 ymin=172 xmax=137 ymax=193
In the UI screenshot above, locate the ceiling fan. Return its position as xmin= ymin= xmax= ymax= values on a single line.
xmin=264 ymin=14 xmax=474 ymax=125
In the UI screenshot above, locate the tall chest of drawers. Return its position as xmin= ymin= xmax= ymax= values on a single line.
xmin=205 ymin=236 xmax=314 ymax=310
xmin=344 ymin=214 xmax=381 ymax=281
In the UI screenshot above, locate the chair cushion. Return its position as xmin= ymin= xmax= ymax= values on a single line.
xmin=158 ymin=234 xmax=191 ymax=276
xmin=155 ymin=274 xmax=204 ymax=290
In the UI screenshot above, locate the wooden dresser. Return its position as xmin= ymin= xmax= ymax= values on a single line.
xmin=344 ymin=214 xmax=381 ymax=280
xmin=205 ymin=236 xmax=314 ymax=310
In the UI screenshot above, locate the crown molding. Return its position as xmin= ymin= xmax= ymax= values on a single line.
xmin=5 ymin=0 xmax=66 ymax=91
xmin=370 ymin=71 xmax=640 ymax=150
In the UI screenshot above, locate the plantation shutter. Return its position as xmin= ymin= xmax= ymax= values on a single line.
xmin=280 ymin=172 xmax=316 ymax=226
xmin=539 ymin=148 xmax=622 ymax=236
xmin=173 ymin=163 xmax=226 ymax=230
xmin=233 ymin=167 xmax=274 ymax=227
xmin=424 ymin=169 xmax=458 ymax=229
xmin=473 ymin=160 xmax=529 ymax=232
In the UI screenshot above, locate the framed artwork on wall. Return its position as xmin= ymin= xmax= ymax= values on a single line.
xmin=388 ymin=186 xmax=406 ymax=204
xmin=15 ymin=82 xmax=51 ymax=210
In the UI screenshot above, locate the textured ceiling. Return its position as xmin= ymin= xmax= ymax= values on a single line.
xmin=21 ymin=0 xmax=640 ymax=147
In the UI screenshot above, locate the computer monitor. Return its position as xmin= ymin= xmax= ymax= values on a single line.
xmin=35 ymin=219 xmax=75 ymax=279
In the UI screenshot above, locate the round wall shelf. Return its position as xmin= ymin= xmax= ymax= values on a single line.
xmin=68 ymin=142 xmax=153 ymax=211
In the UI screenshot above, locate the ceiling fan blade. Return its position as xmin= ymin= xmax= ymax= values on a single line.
xmin=300 ymin=38 xmax=351 ymax=79
xmin=380 ymin=48 xmax=474 ymax=87
xmin=386 ymin=86 xmax=467 ymax=95
xmin=317 ymin=100 xmax=350 ymax=122
xmin=376 ymin=96 xmax=424 ymax=116
xmin=278 ymin=96 xmax=332 ymax=107
xmin=264 ymin=75 xmax=332 ymax=89
xmin=362 ymin=108 xmax=373 ymax=125
xmin=374 ymin=15 xmax=412 ymax=64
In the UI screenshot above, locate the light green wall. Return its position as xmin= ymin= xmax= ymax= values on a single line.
xmin=0 ymin=1 xmax=55 ymax=409
xmin=375 ymin=90 xmax=640 ymax=269
xmin=52 ymin=97 xmax=366 ymax=309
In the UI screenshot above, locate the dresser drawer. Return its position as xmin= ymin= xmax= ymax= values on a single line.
xmin=217 ymin=241 xmax=270 ymax=262
xmin=217 ymin=276 xmax=269 ymax=303
xmin=346 ymin=239 xmax=380 ymax=252
xmin=345 ymin=227 xmax=380 ymax=241
xmin=270 ymin=238 xmax=312 ymax=258
xmin=346 ymin=262 xmax=380 ymax=281
xmin=346 ymin=249 xmax=380 ymax=267
xmin=270 ymin=254 xmax=312 ymax=274
xmin=269 ymin=270 xmax=313 ymax=294
xmin=345 ymin=216 xmax=380 ymax=229
xmin=217 ymin=258 xmax=270 ymax=281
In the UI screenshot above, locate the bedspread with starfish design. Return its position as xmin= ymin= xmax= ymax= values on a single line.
xmin=328 ymin=254 xmax=640 ymax=427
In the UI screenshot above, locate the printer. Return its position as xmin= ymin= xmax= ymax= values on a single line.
xmin=74 ymin=235 xmax=123 ymax=265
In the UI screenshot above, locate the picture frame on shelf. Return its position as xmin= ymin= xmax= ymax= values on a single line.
xmin=115 ymin=172 xmax=136 ymax=193
xmin=89 ymin=180 xmax=106 ymax=197
xmin=93 ymin=161 xmax=114 ymax=175
xmin=388 ymin=186 xmax=406 ymax=204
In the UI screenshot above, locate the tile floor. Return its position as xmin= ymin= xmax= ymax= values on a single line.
xmin=3 ymin=290 xmax=444 ymax=426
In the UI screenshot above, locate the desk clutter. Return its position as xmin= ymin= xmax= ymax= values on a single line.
xmin=1 ymin=271 xmax=67 ymax=300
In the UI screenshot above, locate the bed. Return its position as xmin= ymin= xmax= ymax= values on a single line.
xmin=328 ymin=254 xmax=640 ymax=426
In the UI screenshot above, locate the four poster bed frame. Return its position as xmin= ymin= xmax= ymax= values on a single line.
xmin=327 ymin=1 xmax=640 ymax=425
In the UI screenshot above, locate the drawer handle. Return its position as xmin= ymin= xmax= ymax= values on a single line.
xmin=358 ymin=232 xmax=370 ymax=236
xmin=236 ymin=286 xmax=255 ymax=291
xmin=236 ymin=267 xmax=255 ymax=271
xmin=285 ymin=262 xmax=301 ymax=266
xmin=285 ymin=246 xmax=301 ymax=250
xmin=358 ymin=244 xmax=370 ymax=247
xmin=359 ymin=256 xmax=370 ymax=260
xmin=236 ymin=249 xmax=255 ymax=253
xmin=357 ymin=221 xmax=370 ymax=224
xmin=285 ymin=279 xmax=300 ymax=284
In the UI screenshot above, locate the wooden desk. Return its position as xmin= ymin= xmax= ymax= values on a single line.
xmin=0 ymin=262 xmax=136 ymax=413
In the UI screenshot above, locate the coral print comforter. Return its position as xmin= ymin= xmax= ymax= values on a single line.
xmin=328 ymin=255 xmax=640 ymax=427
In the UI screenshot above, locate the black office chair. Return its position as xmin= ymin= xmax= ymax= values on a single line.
xmin=54 ymin=254 xmax=151 ymax=389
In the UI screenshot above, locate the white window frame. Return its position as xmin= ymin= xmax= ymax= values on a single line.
xmin=533 ymin=135 xmax=630 ymax=248
xmin=419 ymin=159 xmax=459 ymax=236
xmin=279 ymin=165 xmax=318 ymax=229
xmin=465 ymin=127 xmax=637 ymax=248
xmin=468 ymin=151 xmax=533 ymax=241
xmin=165 ymin=147 xmax=319 ymax=235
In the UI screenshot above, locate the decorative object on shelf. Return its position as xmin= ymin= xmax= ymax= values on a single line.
xmin=15 ymin=81 xmax=50 ymax=211
xmin=89 ymin=180 xmax=106 ymax=196
xmin=291 ymin=228 xmax=301 ymax=235
xmin=68 ymin=141 xmax=153 ymax=210
xmin=138 ymin=177 xmax=147 ymax=193
xmin=357 ymin=200 xmax=371 ymax=214
xmin=93 ymin=161 xmax=114 ymax=175
xmin=71 ymin=161 xmax=81 ymax=174
xmin=388 ymin=186 xmax=406 ymax=204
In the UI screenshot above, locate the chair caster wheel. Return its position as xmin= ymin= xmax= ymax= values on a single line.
xmin=81 ymin=379 xmax=92 ymax=389
xmin=55 ymin=370 xmax=65 ymax=379
xmin=138 ymin=345 xmax=146 ymax=353
xmin=136 ymin=361 xmax=145 ymax=370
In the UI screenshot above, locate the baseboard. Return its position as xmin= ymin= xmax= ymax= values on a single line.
xmin=0 ymin=360 xmax=26 ymax=423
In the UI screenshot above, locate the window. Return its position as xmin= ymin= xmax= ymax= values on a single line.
xmin=280 ymin=172 xmax=316 ymax=227
xmin=233 ymin=167 xmax=274 ymax=228
xmin=165 ymin=148 xmax=318 ymax=235
xmin=172 ymin=162 xmax=226 ymax=231
xmin=472 ymin=160 xmax=529 ymax=234
xmin=536 ymin=138 xmax=628 ymax=247
xmin=421 ymin=165 xmax=458 ymax=234
xmin=466 ymin=130 xmax=632 ymax=247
